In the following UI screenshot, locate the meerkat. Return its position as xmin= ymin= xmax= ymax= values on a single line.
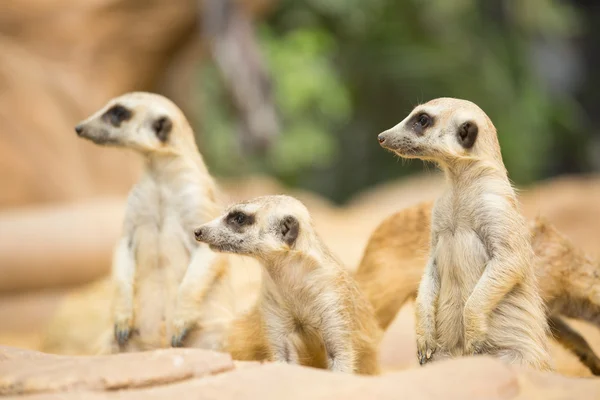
xmin=75 ymin=92 xmax=234 ymax=352
xmin=355 ymin=201 xmax=600 ymax=374
xmin=377 ymin=98 xmax=551 ymax=370
xmin=193 ymin=195 xmax=382 ymax=375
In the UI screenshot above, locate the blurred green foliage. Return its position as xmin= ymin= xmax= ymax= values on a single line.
xmin=197 ymin=0 xmax=590 ymax=203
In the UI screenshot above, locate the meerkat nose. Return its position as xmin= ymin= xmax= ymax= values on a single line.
xmin=75 ymin=124 xmax=84 ymax=136
xmin=194 ymin=228 xmax=203 ymax=240
xmin=377 ymin=133 xmax=386 ymax=144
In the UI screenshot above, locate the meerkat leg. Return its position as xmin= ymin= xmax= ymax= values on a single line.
xmin=171 ymin=245 xmax=223 ymax=347
xmin=463 ymin=256 xmax=523 ymax=355
xmin=271 ymin=338 xmax=300 ymax=364
xmin=494 ymin=348 xmax=529 ymax=367
xmin=319 ymin=304 xmax=355 ymax=373
xmin=415 ymin=257 xmax=440 ymax=365
xmin=322 ymin=332 xmax=355 ymax=373
xmin=112 ymin=238 xmax=136 ymax=348
xmin=549 ymin=315 xmax=600 ymax=376
xmin=264 ymin=316 xmax=300 ymax=364
xmin=493 ymin=347 xmax=552 ymax=371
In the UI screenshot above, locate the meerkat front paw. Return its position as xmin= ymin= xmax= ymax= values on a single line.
xmin=416 ymin=331 xmax=437 ymax=365
xmin=114 ymin=314 xmax=133 ymax=346
xmin=171 ymin=318 xmax=195 ymax=347
xmin=415 ymin=303 xmax=437 ymax=365
xmin=464 ymin=312 xmax=488 ymax=355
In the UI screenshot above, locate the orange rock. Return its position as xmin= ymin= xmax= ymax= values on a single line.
xmin=0 ymin=347 xmax=234 ymax=396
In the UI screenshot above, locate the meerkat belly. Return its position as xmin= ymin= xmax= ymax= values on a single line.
xmin=133 ymin=217 xmax=192 ymax=349
xmin=435 ymin=228 xmax=489 ymax=353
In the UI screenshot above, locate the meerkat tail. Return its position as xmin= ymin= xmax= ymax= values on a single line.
xmin=548 ymin=315 xmax=600 ymax=376
xmin=353 ymin=202 xmax=431 ymax=330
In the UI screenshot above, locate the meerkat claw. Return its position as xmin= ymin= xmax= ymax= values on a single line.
xmin=114 ymin=324 xmax=131 ymax=346
xmin=418 ymin=348 xmax=432 ymax=365
xmin=171 ymin=328 xmax=188 ymax=348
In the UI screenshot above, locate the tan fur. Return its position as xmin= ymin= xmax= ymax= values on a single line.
xmin=377 ymin=98 xmax=551 ymax=370
xmin=196 ymin=195 xmax=382 ymax=375
xmin=76 ymin=92 xmax=234 ymax=353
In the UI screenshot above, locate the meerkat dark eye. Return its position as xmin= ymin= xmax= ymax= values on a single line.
xmin=153 ymin=116 xmax=172 ymax=143
xmin=411 ymin=112 xmax=433 ymax=136
xmin=417 ymin=113 xmax=431 ymax=128
xmin=234 ymin=213 xmax=246 ymax=225
xmin=227 ymin=211 xmax=255 ymax=228
xmin=102 ymin=104 xmax=132 ymax=127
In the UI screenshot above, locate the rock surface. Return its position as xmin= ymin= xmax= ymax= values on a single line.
xmin=0 ymin=346 xmax=234 ymax=396
xmin=1 ymin=346 xmax=598 ymax=399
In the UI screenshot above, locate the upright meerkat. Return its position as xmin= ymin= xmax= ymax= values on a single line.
xmin=355 ymin=202 xmax=600 ymax=374
xmin=377 ymin=98 xmax=551 ymax=369
xmin=75 ymin=92 xmax=233 ymax=352
xmin=194 ymin=195 xmax=382 ymax=375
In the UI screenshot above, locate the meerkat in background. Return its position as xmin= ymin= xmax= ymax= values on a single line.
xmin=377 ymin=98 xmax=551 ymax=370
xmin=75 ymin=92 xmax=233 ymax=352
xmin=355 ymin=202 xmax=600 ymax=375
xmin=194 ymin=195 xmax=382 ymax=375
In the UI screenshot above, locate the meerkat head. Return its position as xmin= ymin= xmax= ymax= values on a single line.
xmin=377 ymin=98 xmax=500 ymax=165
xmin=193 ymin=195 xmax=313 ymax=259
xmin=74 ymin=92 xmax=195 ymax=155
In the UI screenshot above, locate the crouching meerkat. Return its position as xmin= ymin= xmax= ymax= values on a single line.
xmin=194 ymin=195 xmax=382 ymax=375
xmin=75 ymin=92 xmax=233 ymax=352
xmin=377 ymin=98 xmax=552 ymax=370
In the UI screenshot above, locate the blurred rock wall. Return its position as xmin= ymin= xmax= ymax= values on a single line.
xmin=0 ymin=0 xmax=272 ymax=208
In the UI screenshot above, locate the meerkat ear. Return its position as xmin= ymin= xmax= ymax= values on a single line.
xmin=457 ymin=121 xmax=478 ymax=149
xmin=280 ymin=215 xmax=299 ymax=247
xmin=153 ymin=116 xmax=172 ymax=143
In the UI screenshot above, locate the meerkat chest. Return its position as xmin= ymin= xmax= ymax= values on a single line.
xmin=126 ymin=180 xmax=201 ymax=272
xmin=432 ymin=197 xmax=490 ymax=290
xmin=262 ymin=267 xmax=327 ymax=328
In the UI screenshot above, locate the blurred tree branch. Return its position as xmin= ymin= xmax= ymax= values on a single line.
xmin=203 ymin=0 xmax=280 ymax=154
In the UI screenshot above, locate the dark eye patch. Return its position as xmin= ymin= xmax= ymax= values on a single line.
xmin=102 ymin=104 xmax=132 ymax=127
xmin=226 ymin=210 xmax=255 ymax=230
xmin=410 ymin=112 xmax=434 ymax=136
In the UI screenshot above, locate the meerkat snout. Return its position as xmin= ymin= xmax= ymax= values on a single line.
xmin=74 ymin=124 xmax=84 ymax=136
xmin=194 ymin=228 xmax=203 ymax=240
